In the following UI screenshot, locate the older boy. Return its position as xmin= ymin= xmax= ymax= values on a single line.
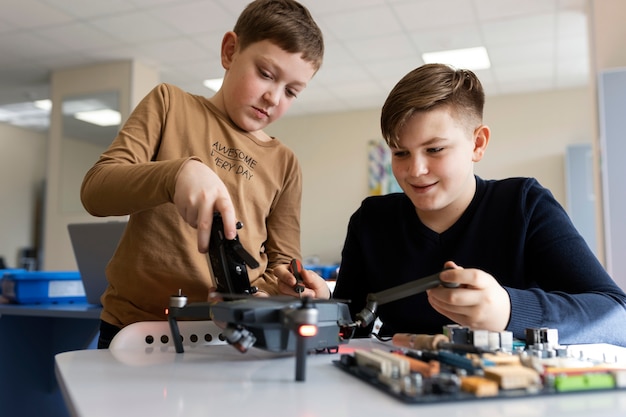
xmin=81 ymin=0 xmax=328 ymax=348
xmin=329 ymin=63 xmax=626 ymax=346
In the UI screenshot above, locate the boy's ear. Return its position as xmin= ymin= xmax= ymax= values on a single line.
xmin=221 ymin=31 xmax=238 ymax=70
xmin=472 ymin=125 xmax=490 ymax=162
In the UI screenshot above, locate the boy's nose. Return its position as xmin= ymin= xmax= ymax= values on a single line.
xmin=409 ymin=156 xmax=428 ymax=176
xmin=263 ymin=87 xmax=280 ymax=106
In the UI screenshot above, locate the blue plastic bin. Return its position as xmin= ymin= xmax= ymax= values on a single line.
xmin=1 ymin=270 xmax=86 ymax=304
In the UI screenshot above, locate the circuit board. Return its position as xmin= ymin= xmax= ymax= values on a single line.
xmin=332 ymin=326 xmax=626 ymax=404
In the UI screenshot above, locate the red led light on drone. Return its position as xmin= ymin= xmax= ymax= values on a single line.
xmin=298 ymin=324 xmax=318 ymax=337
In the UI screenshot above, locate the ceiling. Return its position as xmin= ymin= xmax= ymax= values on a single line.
xmin=0 ymin=0 xmax=590 ymax=126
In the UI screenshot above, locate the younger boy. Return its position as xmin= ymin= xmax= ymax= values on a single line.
xmin=328 ymin=63 xmax=626 ymax=346
xmin=81 ymin=0 xmax=329 ymax=348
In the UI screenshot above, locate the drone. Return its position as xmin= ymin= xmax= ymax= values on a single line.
xmin=167 ymin=293 xmax=354 ymax=381
xmin=167 ymin=213 xmax=354 ymax=382
xmin=166 ymin=213 xmax=454 ymax=382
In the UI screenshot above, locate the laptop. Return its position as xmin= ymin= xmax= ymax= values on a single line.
xmin=67 ymin=221 xmax=127 ymax=305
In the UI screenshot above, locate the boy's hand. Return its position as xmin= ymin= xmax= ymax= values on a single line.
xmin=275 ymin=263 xmax=331 ymax=299
xmin=174 ymin=159 xmax=237 ymax=252
xmin=426 ymin=261 xmax=511 ymax=331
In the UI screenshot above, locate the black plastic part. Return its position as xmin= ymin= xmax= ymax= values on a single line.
xmin=208 ymin=213 xmax=259 ymax=296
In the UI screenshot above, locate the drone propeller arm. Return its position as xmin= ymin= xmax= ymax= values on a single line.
xmin=232 ymin=241 xmax=260 ymax=268
xmin=355 ymin=271 xmax=451 ymax=328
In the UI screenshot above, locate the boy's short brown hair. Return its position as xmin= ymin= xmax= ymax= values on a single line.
xmin=381 ymin=63 xmax=485 ymax=146
xmin=234 ymin=0 xmax=324 ymax=72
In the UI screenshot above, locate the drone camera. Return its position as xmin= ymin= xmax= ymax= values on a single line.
xmin=223 ymin=324 xmax=257 ymax=353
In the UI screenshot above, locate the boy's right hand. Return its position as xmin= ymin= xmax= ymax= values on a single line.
xmin=174 ymin=159 xmax=237 ymax=253
xmin=275 ymin=263 xmax=331 ymax=299
xmin=426 ymin=261 xmax=511 ymax=332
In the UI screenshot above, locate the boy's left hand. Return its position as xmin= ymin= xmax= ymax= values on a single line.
xmin=426 ymin=261 xmax=511 ymax=332
xmin=275 ymin=263 xmax=331 ymax=299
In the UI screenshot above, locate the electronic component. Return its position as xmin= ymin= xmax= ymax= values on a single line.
xmin=354 ymin=350 xmax=395 ymax=378
xmin=392 ymin=351 xmax=440 ymax=377
xmin=431 ymin=350 xmax=480 ymax=375
xmin=392 ymin=332 xmax=490 ymax=354
xmin=460 ymin=375 xmax=499 ymax=397
xmin=333 ymin=326 xmax=626 ymax=404
xmin=370 ymin=348 xmax=411 ymax=377
xmin=483 ymin=365 xmax=541 ymax=390
xmin=552 ymin=373 xmax=615 ymax=392
xmin=392 ymin=333 xmax=449 ymax=350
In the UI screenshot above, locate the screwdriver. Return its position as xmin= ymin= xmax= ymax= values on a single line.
xmin=289 ymin=258 xmax=305 ymax=298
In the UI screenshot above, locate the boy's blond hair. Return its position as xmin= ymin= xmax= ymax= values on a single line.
xmin=381 ymin=63 xmax=485 ymax=146
xmin=234 ymin=0 xmax=324 ymax=72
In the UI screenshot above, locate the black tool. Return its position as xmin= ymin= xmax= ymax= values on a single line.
xmin=289 ymin=258 xmax=305 ymax=298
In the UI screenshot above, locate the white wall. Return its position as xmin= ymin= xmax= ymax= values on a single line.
xmin=267 ymin=86 xmax=594 ymax=264
xmin=478 ymin=87 xmax=594 ymax=205
xmin=267 ymin=110 xmax=380 ymax=264
xmin=0 ymin=123 xmax=47 ymax=268
xmin=42 ymin=60 xmax=158 ymax=271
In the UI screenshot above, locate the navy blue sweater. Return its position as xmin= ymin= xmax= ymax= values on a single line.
xmin=333 ymin=177 xmax=626 ymax=346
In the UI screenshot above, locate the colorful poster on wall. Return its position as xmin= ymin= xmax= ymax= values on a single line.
xmin=368 ymin=139 xmax=402 ymax=196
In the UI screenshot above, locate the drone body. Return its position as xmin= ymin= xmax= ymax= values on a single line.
xmin=167 ymin=295 xmax=353 ymax=381
xmin=168 ymin=296 xmax=352 ymax=352
xmin=210 ymin=297 xmax=352 ymax=353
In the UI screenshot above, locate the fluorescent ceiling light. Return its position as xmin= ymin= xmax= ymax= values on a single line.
xmin=63 ymin=98 xmax=113 ymax=115
xmin=34 ymin=99 xmax=52 ymax=110
xmin=0 ymin=101 xmax=50 ymax=131
xmin=74 ymin=109 xmax=121 ymax=127
xmin=203 ymin=78 xmax=223 ymax=92
xmin=422 ymin=46 xmax=491 ymax=70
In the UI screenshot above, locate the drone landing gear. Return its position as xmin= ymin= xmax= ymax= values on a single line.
xmin=289 ymin=297 xmax=318 ymax=382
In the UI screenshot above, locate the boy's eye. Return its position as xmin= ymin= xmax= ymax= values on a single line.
xmin=427 ymin=147 xmax=444 ymax=153
xmin=392 ymin=150 xmax=409 ymax=158
xmin=286 ymin=88 xmax=298 ymax=99
xmin=259 ymin=69 xmax=272 ymax=80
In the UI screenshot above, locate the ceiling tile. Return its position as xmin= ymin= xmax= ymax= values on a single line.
xmin=3 ymin=0 xmax=74 ymax=28
xmin=34 ymin=22 xmax=121 ymax=52
xmin=147 ymin=1 xmax=234 ymax=35
xmin=319 ymin=5 xmax=402 ymax=40
xmin=488 ymin=39 xmax=555 ymax=66
xmin=342 ymin=33 xmax=418 ymax=63
xmin=42 ymin=0 xmax=139 ymax=19
xmin=391 ymin=0 xmax=478 ymax=31
xmin=88 ymin=12 xmax=181 ymax=43
xmin=482 ymin=14 xmax=555 ymax=46
xmin=473 ymin=0 xmax=556 ymax=21
xmin=408 ymin=25 xmax=484 ymax=53
xmin=0 ymin=0 xmax=593 ymax=127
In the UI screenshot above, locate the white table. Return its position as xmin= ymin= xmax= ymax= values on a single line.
xmin=54 ymin=337 xmax=626 ymax=417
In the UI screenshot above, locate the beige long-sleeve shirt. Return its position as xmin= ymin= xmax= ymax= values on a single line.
xmin=81 ymin=83 xmax=302 ymax=327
